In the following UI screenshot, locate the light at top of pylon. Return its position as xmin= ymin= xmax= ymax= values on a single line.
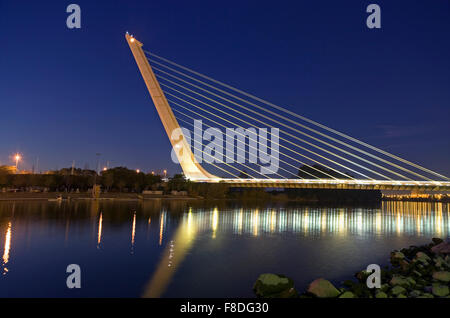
xmin=130 ymin=37 xmax=135 ymax=43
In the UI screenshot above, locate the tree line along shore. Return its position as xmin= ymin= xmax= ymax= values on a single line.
xmin=3 ymin=165 xmax=441 ymax=203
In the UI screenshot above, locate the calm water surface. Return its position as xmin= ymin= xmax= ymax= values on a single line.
xmin=0 ymin=200 xmax=449 ymax=297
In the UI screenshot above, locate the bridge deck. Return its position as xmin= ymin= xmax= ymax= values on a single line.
xmin=191 ymin=179 xmax=450 ymax=191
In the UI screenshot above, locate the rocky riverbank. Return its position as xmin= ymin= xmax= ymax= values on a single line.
xmin=253 ymin=238 xmax=450 ymax=298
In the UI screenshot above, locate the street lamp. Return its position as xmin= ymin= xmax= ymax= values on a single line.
xmin=163 ymin=169 xmax=167 ymax=179
xmin=93 ymin=153 xmax=101 ymax=187
xmin=95 ymin=153 xmax=101 ymax=175
xmin=14 ymin=154 xmax=21 ymax=173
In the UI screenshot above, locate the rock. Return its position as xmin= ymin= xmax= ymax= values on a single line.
xmin=349 ymin=282 xmax=371 ymax=298
xmin=355 ymin=270 xmax=371 ymax=283
xmin=400 ymin=248 xmax=413 ymax=259
xmin=432 ymin=271 xmax=450 ymax=283
xmin=412 ymin=270 xmax=422 ymax=277
xmin=409 ymin=290 xmax=422 ymax=298
xmin=253 ymin=273 xmax=297 ymax=298
xmin=339 ymin=291 xmax=356 ymax=298
xmin=390 ymin=275 xmax=413 ymax=288
xmin=415 ymin=252 xmax=431 ymax=263
xmin=445 ymin=256 xmax=450 ymax=268
xmin=399 ymin=259 xmax=411 ymax=272
xmin=433 ymin=256 xmax=447 ymax=270
xmin=389 ymin=275 xmax=403 ymax=286
xmin=380 ymin=283 xmax=390 ymax=293
xmin=391 ymin=285 xmax=407 ymax=296
xmin=390 ymin=251 xmax=405 ymax=266
xmin=432 ymin=242 xmax=450 ymax=255
xmin=417 ymin=277 xmax=427 ymax=285
xmin=307 ymin=278 xmax=340 ymax=298
xmin=275 ymin=287 xmax=298 ymax=298
xmin=415 ymin=284 xmax=424 ymax=291
xmin=391 ymin=251 xmax=405 ymax=259
xmin=375 ymin=291 xmax=388 ymax=298
xmin=406 ymin=277 xmax=416 ymax=287
xmin=432 ymin=238 xmax=444 ymax=245
xmin=432 ymin=284 xmax=449 ymax=297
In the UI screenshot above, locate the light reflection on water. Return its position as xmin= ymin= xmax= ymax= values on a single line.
xmin=143 ymin=201 xmax=450 ymax=297
xmin=2 ymin=221 xmax=11 ymax=275
xmin=0 ymin=200 xmax=448 ymax=297
xmin=159 ymin=202 xmax=450 ymax=238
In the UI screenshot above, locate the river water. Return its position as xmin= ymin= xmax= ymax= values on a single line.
xmin=0 ymin=200 xmax=448 ymax=297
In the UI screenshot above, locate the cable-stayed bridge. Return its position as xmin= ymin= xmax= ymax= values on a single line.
xmin=125 ymin=33 xmax=450 ymax=191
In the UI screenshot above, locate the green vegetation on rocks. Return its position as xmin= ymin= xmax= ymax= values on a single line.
xmin=390 ymin=275 xmax=411 ymax=287
xmin=432 ymin=284 xmax=449 ymax=297
xmin=391 ymin=285 xmax=407 ymax=296
xmin=338 ymin=291 xmax=356 ymax=298
xmin=253 ymin=273 xmax=298 ymax=298
xmin=432 ymin=271 xmax=450 ymax=282
xmin=375 ymin=291 xmax=387 ymax=298
xmin=306 ymin=278 xmax=340 ymax=298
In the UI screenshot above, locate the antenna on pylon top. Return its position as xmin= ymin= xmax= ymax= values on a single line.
xmin=125 ymin=32 xmax=141 ymax=45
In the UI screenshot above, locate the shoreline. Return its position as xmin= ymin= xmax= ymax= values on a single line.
xmin=0 ymin=192 xmax=200 ymax=201
xmin=0 ymin=192 xmax=447 ymax=204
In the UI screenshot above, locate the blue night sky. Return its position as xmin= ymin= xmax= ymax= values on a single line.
xmin=0 ymin=0 xmax=449 ymax=176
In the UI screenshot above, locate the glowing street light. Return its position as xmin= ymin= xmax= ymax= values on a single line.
xmin=14 ymin=154 xmax=21 ymax=172
xmin=163 ymin=169 xmax=167 ymax=179
xmin=136 ymin=169 xmax=140 ymax=173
